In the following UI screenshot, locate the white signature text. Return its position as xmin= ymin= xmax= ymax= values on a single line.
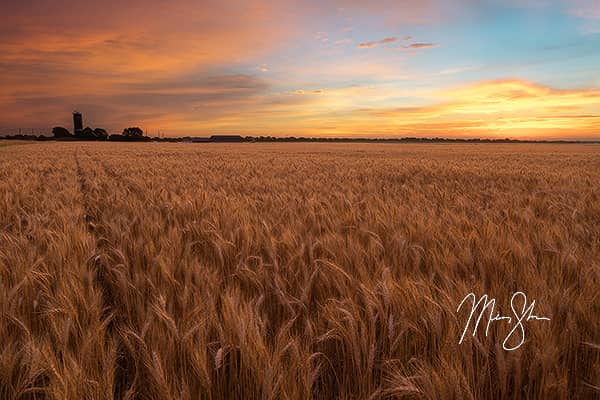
xmin=457 ymin=291 xmax=551 ymax=351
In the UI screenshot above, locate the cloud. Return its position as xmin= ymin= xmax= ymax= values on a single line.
xmin=0 ymin=73 xmax=271 ymax=133
xmin=359 ymin=37 xmax=432 ymax=50
xmin=1 ymin=1 xmax=599 ymax=138
xmin=121 ymin=79 xmax=600 ymax=138
xmin=360 ymin=80 xmax=600 ymax=138
xmin=121 ymin=74 xmax=268 ymax=94
xmin=0 ymin=0 xmax=300 ymax=133
xmin=359 ymin=37 xmax=398 ymax=48
xmin=395 ymin=42 xmax=440 ymax=52
xmin=0 ymin=1 xmax=297 ymax=81
xmin=291 ymin=89 xmax=324 ymax=95
xmin=403 ymin=42 xmax=438 ymax=49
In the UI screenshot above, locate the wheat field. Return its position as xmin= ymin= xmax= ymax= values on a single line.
xmin=0 ymin=142 xmax=598 ymax=399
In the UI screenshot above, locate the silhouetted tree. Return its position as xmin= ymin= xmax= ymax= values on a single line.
xmin=80 ymin=127 xmax=95 ymax=139
xmin=52 ymin=126 xmax=72 ymax=138
xmin=122 ymin=127 xmax=144 ymax=137
xmin=93 ymin=128 xmax=108 ymax=139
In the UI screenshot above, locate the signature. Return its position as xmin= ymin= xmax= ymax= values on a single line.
xmin=457 ymin=291 xmax=551 ymax=351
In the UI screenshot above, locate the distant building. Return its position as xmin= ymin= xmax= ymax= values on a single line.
xmin=73 ymin=111 xmax=83 ymax=135
xmin=190 ymin=137 xmax=211 ymax=143
xmin=210 ymin=135 xmax=245 ymax=142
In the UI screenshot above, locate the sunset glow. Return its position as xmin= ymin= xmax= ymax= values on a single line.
xmin=1 ymin=0 xmax=600 ymax=139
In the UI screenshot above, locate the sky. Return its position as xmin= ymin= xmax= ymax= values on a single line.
xmin=1 ymin=0 xmax=600 ymax=139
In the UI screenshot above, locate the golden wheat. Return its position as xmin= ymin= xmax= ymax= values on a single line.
xmin=0 ymin=142 xmax=598 ymax=399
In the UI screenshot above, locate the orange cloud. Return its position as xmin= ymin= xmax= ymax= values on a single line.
xmin=359 ymin=37 xmax=398 ymax=48
xmin=169 ymin=80 xmax=600 ymax=139
xmin=2 ymin=1 xmax=599 ymax=139
xmin=0 ymin=0 xmax=298 ymax=132
xmin=205 ymin=80 xmax=599 ymax=138
xmin=361 ymin=80 xmax=600 ymax=139
xmin=1 ymin=1 xmax=287 ymax=70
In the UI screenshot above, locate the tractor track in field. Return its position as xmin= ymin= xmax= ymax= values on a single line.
xmin=84 ymin=149 xmax=147 ymax=197
xmin=74 ymin=149 xmax=143 ymax=399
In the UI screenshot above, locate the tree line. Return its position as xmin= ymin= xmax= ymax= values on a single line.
xmin=51 ymin=126 xmax=148 ymax=141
